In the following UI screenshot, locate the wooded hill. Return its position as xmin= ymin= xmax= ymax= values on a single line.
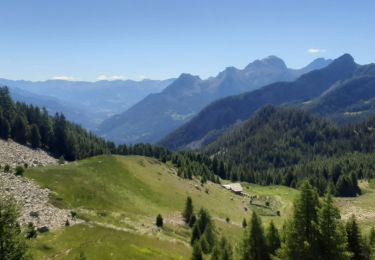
xmin=0 ymin=86 xmax=113 ymax=161
xmin=161 ymin=56 xmax=375 ymax=153
xmin=205 ymin=105 xmax=375 ymax=196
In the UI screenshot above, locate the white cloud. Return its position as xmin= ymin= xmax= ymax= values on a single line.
xmin=97 ymin=74 xmax=126 ymax=81
xmin=307 ymin=48 xmax=327 ymax=54
xmin=51 ymin=76 xmax=77 ymax=81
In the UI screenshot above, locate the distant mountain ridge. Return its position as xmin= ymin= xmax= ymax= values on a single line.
xmin=0 ymin=78 xmax=174 ymax=130
xmin=160 ymin=54 xmax=356 ymax=150
xmin=301 ymin=63 xmax=375 ymax=124
xmin=98 ymin=56 xmax=331 ymax=144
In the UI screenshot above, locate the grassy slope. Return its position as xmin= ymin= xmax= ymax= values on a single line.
xmin=25 ymin=155 xmax=297 ymax=259
xmin=336 ymin=180 xmax=375 ymax=232
xmin=31 ymin=224 xmax=190 ymax=260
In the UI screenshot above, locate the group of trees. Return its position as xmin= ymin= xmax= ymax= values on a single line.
xmin=201 ymin=106 xmax=375 ymax=197
xmin=0 ymin=197 xmax=30 ymax=260
xmin=183 ymin=197 xmax=233 ymax=260
xmin=0 ymin=87 xmax=113 ymax=161
xmin=187 ymin=181 xmax=374 ymax=260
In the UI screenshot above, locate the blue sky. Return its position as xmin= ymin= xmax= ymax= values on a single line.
xmin=0 ymin=0 xmax=374 ymax=81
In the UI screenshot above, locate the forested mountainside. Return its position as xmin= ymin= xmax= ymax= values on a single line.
xmin=0 ymin=85 xmax=222 ymax=184
xmin=204 ymin=105 xmax=375 ymax=196
xmin=1 ymin=78 xmax=173 ymax=130
xmin=0 ymin=86 xmax=113 ymax=161
xmin=4 ymin=82 xmax=375 ymax=198
xmin=98 ymin=56 xmax=331 ymax=144
xmin=160 ymin=54 xmax=356 ymax=150
xmin=301 ymin=63 xmax=375 ymax=124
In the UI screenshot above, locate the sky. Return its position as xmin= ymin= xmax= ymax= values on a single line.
xmin=0 ymin=0 xmax=374 ymax=82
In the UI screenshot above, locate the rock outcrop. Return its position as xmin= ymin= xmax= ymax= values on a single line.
xmin=0 ymin=172 xmax=82 ymax=229
xmin=0 ymin=139 xmax=82 ymax=230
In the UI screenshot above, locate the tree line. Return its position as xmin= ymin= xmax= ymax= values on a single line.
xmin=203 ymin=106 xmax=375 ymax=197
xmin=0 ymin=86 xmax=113 ymax=161
xmin=4 ymin=85 xmax=375 ymax=197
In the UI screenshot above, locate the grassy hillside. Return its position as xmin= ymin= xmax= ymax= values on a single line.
xmin=337 ymin=180 xmax=375 ymax=231
xmin=25 ymin=155 xmax=298 ymax=259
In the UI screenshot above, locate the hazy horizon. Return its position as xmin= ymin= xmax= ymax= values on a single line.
xmin=1 ymin=0 xmax=374 ymax=81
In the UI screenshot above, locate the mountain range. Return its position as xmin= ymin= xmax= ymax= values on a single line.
xmin=97 ymin=56 xmax=331 ymax=144
xmin=0 ymin=78 xmax=173 ymax=130
xmin=160 ymin=54 xmax=358 ymax=150
xmin=300 ymin=63 xmax=375 ymax=124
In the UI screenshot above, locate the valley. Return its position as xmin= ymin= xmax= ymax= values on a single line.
xmin=1 ymin=2 xmax=375 ymax=258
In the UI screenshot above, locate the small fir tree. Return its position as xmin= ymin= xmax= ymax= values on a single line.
xmin=266 ymin=220 xmax=281 ymax=255
xmin=183 ymin=196 xmax=194 ymax=224
xmin=242 ymin=211 xmax=270 ymax=260
xmin=156 ymin=214 xmax=163 ymax=228
xmin=191 ymin=241 xmax=203 ymax=260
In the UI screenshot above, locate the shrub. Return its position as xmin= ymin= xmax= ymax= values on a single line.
xmin=58 ymin=156 xmax=65 ymax=165
xmin=71 ymin=211 xmax=77 ymax=219
xmin=242 ymin=218 xmax=247 ymax=228
xmin=15 ymin=166 xmax=24 ymax=176
xmin=4 ymin=164 xmax=10 ymax=172
xmin=156 ymin=214 xmax=163 ymax=227
xmin=26 ymin=222 xmax=37 ymax=239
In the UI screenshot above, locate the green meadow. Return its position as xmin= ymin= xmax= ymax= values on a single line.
xmin=25 ymin=155 xmax=298 ymax=259
xmin=25 ymin=155 xmax=375 ymax=259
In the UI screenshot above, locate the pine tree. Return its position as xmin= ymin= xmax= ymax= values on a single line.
xmin=0 ymin=113 xmax=10 ymax=139
xmin=218 ymin=161 xmax=226 ymax=179
xmin=190 ymin=208 xmax=216 ymax=253
xmin=279 ymin=181 xmax=320 ymax=260
xmin=30 ymin=124 xmax=41 ymax=148
xmin=242 ymin=211 xmax=270 ymax=260
xmin=350 ymin=172 xmax=361 ymax=195
xmin=183 ymin=196 xmax=194 ymax=224
xmin=11 ymin=114 xmax=29 ymax=144
xmin=319 ymin=189 xmax=350 ymax=259
xmin=0 ymin=197 xmax=29 ymax=259
xmin=156 ymin=214 xmax=163 ymax=227
xmin=197 ymin=208 xmax=211 ymax=235
xmin=346 ymin=215 xmax=369 ymax=260
xmin=202 ymin=222 xmax=216 ymax=253
xmin=242 ymin=218 xmax=247 ymax=228
xmin=189 ymin=214 xmax=197 ymax=228
xmin=0 ymin=87 xmax=15 ymax=120
xmin=191 ymin=241 xmax=203 ymax=260
xmin=266 ymin=220 xmax=280 ymax=255
xmin=200 ymin=235 xmax=210 ymax=254
xmin=191 ymin=223 xmax=201 ymax=245
xmin=211 ymin=247 xmax=220 ymax=260
xmin=211 ymin=236 xmax=233 ymax=260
